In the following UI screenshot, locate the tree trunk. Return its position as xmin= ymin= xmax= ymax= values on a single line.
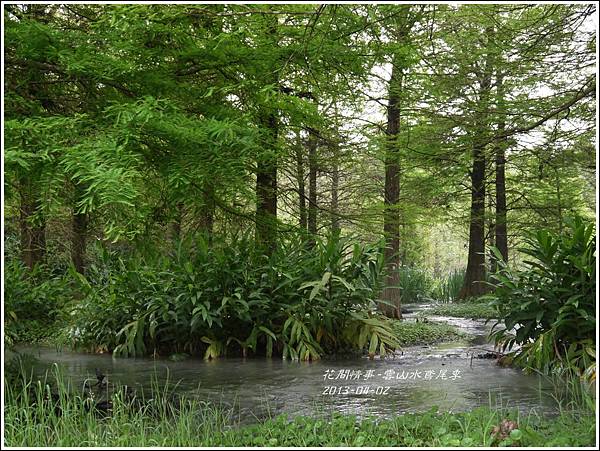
xmin=169 ymin=201 xmax=183 ymax=247
xmin=200 ymin=182 xmax=215 ymax=242
xmin=295 ymin=132 xmax=307 ymax=231
xmin=19 ymin=178 xmax=46 ymax=270
xmin=307 ymin=127 xmax=318 ymax=239
xmin=494 ymin=72 xmax=508 ymax=266
xmin=255 ymin=112 xmax=278 ymax=254
xmin=71 ymin=184 xmax=88 ymax=274
xmin=380 ymin=57 xmax=402 ymax=319
xmin=255 ymin=13 xmax=278 ymax=254
xmin=330 ymin=136 xmax=340 ymax=235
xmin=458 ymin=35 xmax=494 ymax=300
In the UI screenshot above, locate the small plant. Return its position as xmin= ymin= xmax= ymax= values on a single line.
xmin=396 ymin=266 xmax=434 ymax=304
xmin=432 ymin=269 xmax=465 ymax=303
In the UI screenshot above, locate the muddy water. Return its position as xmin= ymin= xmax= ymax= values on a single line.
xmin=8 ymin=305 xmax=559 ymax=421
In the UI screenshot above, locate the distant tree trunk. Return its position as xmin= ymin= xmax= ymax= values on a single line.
xmin=255 ymin=14 xmax=278 ymax=254
xmin=494 ymin=72 xmax=508 ymax=267
xmin=19 ymin=177 xmax=46 ymax=269
xmin=168 ymin=201 xmax=184 ymax=247
xmin=330 ymin=136 xmax=340 ymax=235
xmin=295 ymin=132 xmax=307 ymax=231
xmin=307 ymin=127 xmax=318 ymax=240
xmin=458 ymin=139 xmax=488 ymax=299
xmin=255 ymin=111 xmax=278 ymax=254
xmin=200 ymin=182 xmax=215 ymax=242
xmin=458 ymin=33 xmax=494 ymax=300
xmin=71 ymin=184 xmax=88 ymax=274
xmin=381 ymin=57 xmax=402 ymax=319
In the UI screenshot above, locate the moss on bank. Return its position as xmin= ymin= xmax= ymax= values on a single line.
xmin=390 ymin=319 xmax=465 ymax=346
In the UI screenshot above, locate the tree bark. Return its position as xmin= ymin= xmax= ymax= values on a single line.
xmin=255 ymin=13 xmax=278 ymax=254
xmin=71 ymin=184 xmax=88 ymax=274
xmin=307 ymin=127 xmax=318 ymax=239
xmin=494 ymin=72 xmax=508 ymax=266
xmin=19 ymin=177 xmax=46 ymax=269
xmin=380 ymin=57 xmax=402 ymax=319
xmin=295 ymin=132 xmax=307 ymax=231
xmin=330 ymin=136 xmax=340 ymax=235
xmin=458 ymin=32 xmax=494 ymax=300
xmin=200 ymin=182 xmax=215 ymax=242
xmin=255 ymin=112 xmax=278 ymax=253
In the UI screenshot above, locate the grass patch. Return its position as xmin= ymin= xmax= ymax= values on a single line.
xmin=4 ymin=385 xmax=595 ymax=447
xmin=428 ymin=301 xmax=497 ymax=320
xmin=4 ymin=363 xmax=595 ymax=447
xmin=390 ymin=320 xmax=465 ymax=346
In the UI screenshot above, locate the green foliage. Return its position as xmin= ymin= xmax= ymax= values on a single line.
xmin=432 ymin=269 xmax=465 ymax=303
xmin=3 ymin=261 xmax=73 ymax=346
xmin=70 ymin=233 xmax=398 ymax=360
xmin=396 ymin=266 xmax=434 ymax=304
xmin=486 ymin=216 xmax=595 ymax=376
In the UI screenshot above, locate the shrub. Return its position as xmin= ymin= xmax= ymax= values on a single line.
xmin=486 ymin=216 xmax=595 ymax=377
xmin=396 ymin=266 xmax=434 ymax=304
xmin=4 ymin=260 xmax=73 ymax=346
xmin=70 ymin=233 xmax=399 ymax=360
xmin=432 ymin=269 xmax=465 ymax=303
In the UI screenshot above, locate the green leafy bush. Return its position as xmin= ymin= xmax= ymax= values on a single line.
xmin=396 ymin=266 xmax=434 ymax=304
xmin=487 ymin=216 xmax=595 ymax=376
xmin=432 ymin=269 xmax=465 ymax=303
xmin=4 ymin=261 xmax=73 ymax=346
xmin=70 ymin=233 xmax=399 ymax=360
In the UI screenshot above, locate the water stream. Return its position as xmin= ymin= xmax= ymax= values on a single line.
xmin=7 ymin=305 xmax=560 ymax=422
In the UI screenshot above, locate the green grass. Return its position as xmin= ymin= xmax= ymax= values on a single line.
xmin=4 ymin=364 xmax=595 ymax=447
xmin=4 ymin=387 xmax=595 ymax=447
xmin=428 ymin=301 xmax=497 ymax=320
xmin=390 ymin=320 xmax=465 ymax=346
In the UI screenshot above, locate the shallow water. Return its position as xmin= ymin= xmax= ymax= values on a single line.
xmin=8 ymin=306 xmax=560 ymax=422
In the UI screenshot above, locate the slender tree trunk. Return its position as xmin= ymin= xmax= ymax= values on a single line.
xmin=458 ymin=36 xmax=494 ymax=300
xmin=168 ymin=201 xmax=184 ymax=248
xmin=295 ymin=132 xmax=307 ymax=231
xmin=255 ymin=13 xmax=278 ymax=254
xmin=330 ymin=137 xmax=340 ymax=235
xmin=458 ymin=140 xmax=488 ymax=299
xmin=71 ymin=184 xmax=88 ymax=274
xmin=19 ymin=177 xmax=46 ymax=269
xmin=255 ymin=112 xmax=278 ymax=253
xmin=307 ymin=127 xmax=318 ymax=239
xmin=494 ymin=72 xmax=508 ymax=266
xmin=200 ymin=182 xmax=215 ymax=242
xmin=381 ymin=57 xmax=402 ymax=319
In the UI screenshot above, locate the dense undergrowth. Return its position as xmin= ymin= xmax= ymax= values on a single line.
xmin=486 ymin=217 xmax=596 ymax=380
xmin=6 ymin=234 xmax=408 ymax=360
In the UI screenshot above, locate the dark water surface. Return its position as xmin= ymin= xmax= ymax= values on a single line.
xmin=9 ymin=306 xmax=560 ymax=421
